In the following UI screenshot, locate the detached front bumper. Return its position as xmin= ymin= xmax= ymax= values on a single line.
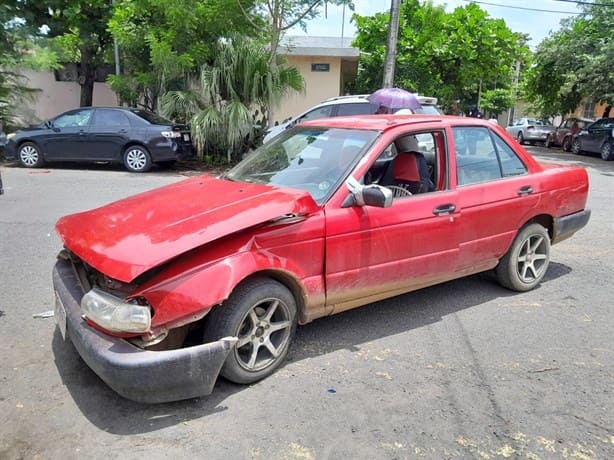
xmin=52 ymin=258 xmax=237 ymax=403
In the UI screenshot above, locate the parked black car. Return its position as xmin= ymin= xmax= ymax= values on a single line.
xmin=4 ymin=107 xmax=195 ymax=172
xmin=571 ymin=117 xmax=614 ymax=161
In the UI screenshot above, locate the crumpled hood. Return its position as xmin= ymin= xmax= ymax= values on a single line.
xmin=56 ymin=175 xmax=320 ymax=282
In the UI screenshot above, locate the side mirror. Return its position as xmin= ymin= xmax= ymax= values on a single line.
xmin=343 ymin=176 xmax=393 ymax=208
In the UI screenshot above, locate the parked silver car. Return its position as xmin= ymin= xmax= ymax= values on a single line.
xmin=506 ymin=118 xmax=555 ymax=145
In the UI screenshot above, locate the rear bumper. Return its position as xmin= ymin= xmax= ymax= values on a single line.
xmin=552 ymin=209 xmax=591 ymax=244
xmin=53 ymin=259 xmax=237 ymax=403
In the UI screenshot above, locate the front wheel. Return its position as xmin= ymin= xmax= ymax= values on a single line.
xmin=496 ymin=223 xmax=551 ymax=292
xmin=18 ymin=142 xmax=44 ymax=168
xmin=600 ymin=142 xmax=614 ymax=161
xmin=562 ymin=136 xmax=572 ymax=152
xmin=123 ymin=145 xmax=152 ymax=172
xmin=571 ymin=138 xmax=582 ymax=155
xmin=203 ymin=278 xmax=297 ymax=384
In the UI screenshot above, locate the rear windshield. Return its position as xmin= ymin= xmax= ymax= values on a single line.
xmin=130 ymin=109 xmax=173 ymax=125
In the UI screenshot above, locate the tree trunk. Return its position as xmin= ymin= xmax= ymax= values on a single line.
xmin=79 ymin=47 xmax=97 ymax=107
xmin=603 ymin=105 xmax=612 ymax=118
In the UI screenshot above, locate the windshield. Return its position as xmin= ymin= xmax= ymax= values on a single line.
xmin=226 ymin=126 xmax=378 ymax=203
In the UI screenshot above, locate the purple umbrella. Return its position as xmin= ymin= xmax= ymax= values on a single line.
xmin=368 ymin=88 xmax=421 ymax=111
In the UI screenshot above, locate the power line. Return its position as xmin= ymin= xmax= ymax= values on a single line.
xmin=552 ymin=0 xmax=614 ymax=6
xmin=461 ymin=0 xmax=581 ymax=14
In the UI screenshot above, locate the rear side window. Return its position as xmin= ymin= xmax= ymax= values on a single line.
xmin=336 ymin=102 xmax=378 ymax=116
xmin=92 ymin=109 xmax=130 ymax=127
xmin=453 ymin=127 xmax=527 ymax=186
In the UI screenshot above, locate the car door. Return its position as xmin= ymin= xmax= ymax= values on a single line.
xmin=583 ymin=119 xmax=612 ymax=152
xmin=86 ymin=108 xmax=132 ymax=160
xmin=451 ymin=126 xmax=539 ymax=271
xmin=44 ymin=109 xmax=93 ymax=160
xmin=324 ymin=129 xmax=460 ymax=314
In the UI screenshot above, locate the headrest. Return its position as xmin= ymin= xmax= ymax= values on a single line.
xmin=393 ymin=153 xmax=421 ymax=182
xmin=395 ymin=135 xmax=419 ymax=153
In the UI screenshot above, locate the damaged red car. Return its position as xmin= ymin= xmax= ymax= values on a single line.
xmin=53 ymin=115 xmax=590 ymax=403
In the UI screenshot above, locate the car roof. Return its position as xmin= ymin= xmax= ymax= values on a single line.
xmin=299 ymin=114 xmax=476 ymax=132
xmin=318 ymin=94 xmax=439 ymax=106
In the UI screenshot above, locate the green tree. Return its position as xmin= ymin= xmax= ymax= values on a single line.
xmin=241 ymin=0 xmax=353 ymax=124
xmin=523 ymin=0 xmax=614 ymax=117
xmin=351 ymin=1 xmax=527 ymax=112
xmin=0 ymin=3 xmax=44 ymax=128
xmin=480 ymin=88 xmax=513 ymax=118
xmin=160 ymin=36 xmax=303 ymax=162
xmin=14 ymin=0 xmax=114 ymax=107
xmin=108 ymin=0 xmax=261 ymax=111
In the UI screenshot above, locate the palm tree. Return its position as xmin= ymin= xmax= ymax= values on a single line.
xmin=160 ymin=36 xmax=303 ymax=162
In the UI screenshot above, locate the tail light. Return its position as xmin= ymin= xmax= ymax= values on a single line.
xmin=161 ymin=130 xmax=181 ymax=138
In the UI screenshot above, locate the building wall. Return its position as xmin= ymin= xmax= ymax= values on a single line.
xmin=15 ymin=70 xmax=117 ymax=125
xmin=272 ymin=56 xmax=344 ymax=125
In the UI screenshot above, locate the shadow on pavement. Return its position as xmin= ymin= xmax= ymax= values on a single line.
xmin=52 ymin=262 xmax=572 ymax=435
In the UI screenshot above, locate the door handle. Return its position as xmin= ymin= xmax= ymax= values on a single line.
xmin=79 ymin=129 xmax=86 ymax=135
xmin=433 ymin=204 xmax=456 ymax=215
xmin=118 ymin=129 xmax=128 ymax=133
xmin=518 ymin=185 xmax=533 ymax=196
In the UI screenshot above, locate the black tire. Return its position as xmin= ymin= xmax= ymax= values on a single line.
xmin=517 ymin=132 xmax=524 ymax=145
xmin=18 ymin=142 xmax=44 ymax=168
xmin=123 ymin=145 xmax=152 ymax=172
xmin=544 ymin=135 xmax=552 ymax=148
xmin=203 ymin=277 xmax=297 ymax=384
xmin=562 ymin=136 xmax=572 ymax=152
xmin=571 ymin=138 xmax=582 ymax=155
xmin=496 ymin=223 xmax=551 ymax=292
xmin=600 ymin=142 xmax=614 ymax=161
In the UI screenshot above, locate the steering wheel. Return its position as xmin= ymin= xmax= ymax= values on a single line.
xmin=386 ymin=185 xmax=413 ymax=198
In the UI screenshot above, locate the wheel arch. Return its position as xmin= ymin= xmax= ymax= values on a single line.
xmin=237 ymin=270 xmax=309 ymax=323
xmin=523 ymin=214 xmax=554 ymax=240
xmin=122 ymin=141 xmax=149 ymax=156
xmin=16 ymin=139 xmax=44 ymax=157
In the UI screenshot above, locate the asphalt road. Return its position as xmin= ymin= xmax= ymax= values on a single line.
xmin=1 ymin=148 xmax=613 ymax=460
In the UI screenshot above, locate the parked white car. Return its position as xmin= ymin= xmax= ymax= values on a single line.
xmin=506 ymin=118 xmax=555 ymax=145
xmin=264 ymin=94 xmax=441 ymax=144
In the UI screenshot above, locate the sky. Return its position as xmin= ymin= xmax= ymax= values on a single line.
xmin=289 ymin=0 xmax=583 ymax=49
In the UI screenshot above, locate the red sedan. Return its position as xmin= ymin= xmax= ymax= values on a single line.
xmin=52 ymin=115 xmax=590 ymax=402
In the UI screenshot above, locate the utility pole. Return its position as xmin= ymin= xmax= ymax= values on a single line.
xmin=382 ymin=0 xmax=401 ymax=88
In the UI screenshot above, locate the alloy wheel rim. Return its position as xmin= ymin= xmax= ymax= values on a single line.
xmin=234 ymin=297 xmax=292 ymax=372
xmin=20 ymin=145 xmax=39 ymax=166
xmin=602 ymin=144 xmax=611 ymax=159
xmin=515 ymin=234 xmax=548 ymax=283
xmin=126 ymin=149 xmax=147 ymax=170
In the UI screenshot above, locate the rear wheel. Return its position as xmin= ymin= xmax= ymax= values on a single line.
xmin=203 ymin=278 xmax=297 ymax=384
xmin=544 ymin=135 xmax=552 ymax=148
xmin=600 ymin=142 xmax=614 ymax=161
xmin=18 ymin=142 xmax=44 ymax=168
xmin=517 ymin=132 xmax=525 ymax=145
xmin=123 ymin=145 xmax=152 ymax=172
xmin=496 ymin=223 xmax=551 ymax=292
